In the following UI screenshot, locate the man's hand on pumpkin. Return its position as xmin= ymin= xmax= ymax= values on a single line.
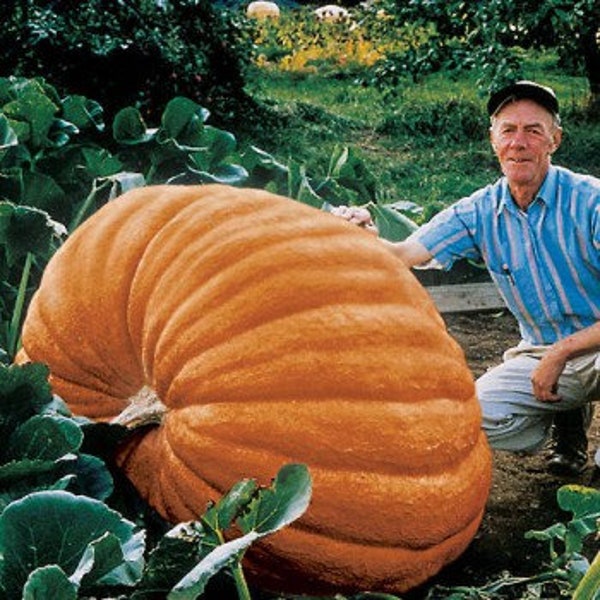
xmin=330 ymin=205 xmax=378 ymax=232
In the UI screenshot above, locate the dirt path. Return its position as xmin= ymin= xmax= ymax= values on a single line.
xmin=405 ymin=311 xmax=600 ymax=597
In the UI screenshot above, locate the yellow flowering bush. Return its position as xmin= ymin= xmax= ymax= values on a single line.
xmin=249 ymin=6 xmax=409 ymax=74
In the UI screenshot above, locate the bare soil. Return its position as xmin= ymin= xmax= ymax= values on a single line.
xmin=406 ymin=310 xmax=600 ymax=598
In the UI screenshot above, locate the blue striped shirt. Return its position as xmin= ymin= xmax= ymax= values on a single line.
xmin=411 ymin=165 xmax=600 ymax=344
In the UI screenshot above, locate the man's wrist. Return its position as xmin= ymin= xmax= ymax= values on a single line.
xmin=546 ymin=339 xmax=574 ymax=363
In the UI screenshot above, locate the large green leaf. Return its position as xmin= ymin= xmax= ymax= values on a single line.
xmin=78 ymin=147 xmax=123 ymax=178
xmin=242 ymin=145 xmax=289 ymax=175
xmin=168 ymin=532 xmax=259 ymax=599
xmin=198 ymin=126 xmax=236 ymax=166
xmin=7 ymin=415 xmax=83 ymax=462
xmin=0 ymin=202 xmax=65 ymax=265
xmin=160 ymin=104 xmax=235 ymax=172
xmin=20 ymin=170 xmax=70 ymax=224
xmin=22 ymin=565 xmax=78 ymax=600
xmin=79 ymin=521 xmax=145 ymax=587
xmin=0 ymin=455 xmax=112 ymax=514
xmin=61 ymin=95 xmax=105 ymax=133
xmin=0 ymin=115 xmax=18 ymax=150
xmin=132 ymin=524 xmax=203 ymax=599
xmin=326 ymin=145 xmax=378 ymax=201
xmin=46 ymin=118 xmax=79 ymax=148
xmin=557 ymin=485 xmax=600 ymax=519
xmin=0 ymin=464 xmax=74 ymax=518
xmin=213 ymin=479 xmax=258 ymax=532
xmin=160 ymin=97 xmax=210 ymax=143
xmin=182 ymin=163 xmax=249 ymax=185
xmin=0 ymin=145 xmax=31 ymax=176
xmin=0 ymin=490 xmax=145 ymax=598
xmin=313 ymin=176 xmax=361 ymax=206
xmin=370 ymin=202 xmax=419 ymax=242
xmin=0 ymin=363 xmax=56 ymax=431
xmin=525 ymin=484 xmax=600 ymax=585
xmin=1 ymin=79 xmax=59 ymax=149
xmin=113 ymin=107 xmax=155 ymax=144
xmin=0 ymin=457 xmax=70 ymax=486
xmin=73 ymin=531 xmax=126 ymax=587
xmin=557 ymin=485 xmax=600 ymax=555
xmin=237 ymin=463 xmax=312 ymax=535
xmin=66 ymin=453 xmax=114 ymax=502
xmin=287 ymin=161 xmax=322 ymax=207
xmin=168 ymin=464 xmax=312 ymax=599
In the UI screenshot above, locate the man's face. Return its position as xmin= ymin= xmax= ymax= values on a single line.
xmin=489 ymin=99 xmax=562 ymax=191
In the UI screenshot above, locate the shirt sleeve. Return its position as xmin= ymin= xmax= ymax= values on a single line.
xmin=591 ymin=191 xmax=600 ymax=251
xmin=409 ymin=197 xmax=483 ymax=270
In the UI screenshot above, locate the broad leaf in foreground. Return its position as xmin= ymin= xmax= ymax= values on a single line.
xmin=0 ymin=490 xmax=145 ymax=598
xmin=168 ymin=463 xmax=312 ymax=599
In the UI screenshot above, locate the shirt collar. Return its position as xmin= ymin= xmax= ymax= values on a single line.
xmin=536 ymin=165 xmax=558 ymax=206
xmin=496 ymin=165 xmax=557 ymax=215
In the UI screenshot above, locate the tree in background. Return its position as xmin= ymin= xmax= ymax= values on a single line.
xmin=520 ymin=0 xmax=599 ymax=107
xmin=375 ymin=0 xmax=599 ymax=111
xmin=1 ymin=0 xmax=257 ymax=125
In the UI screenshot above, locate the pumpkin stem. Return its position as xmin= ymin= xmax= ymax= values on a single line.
xmin=111 ymin=385 xmax=167 ymax=429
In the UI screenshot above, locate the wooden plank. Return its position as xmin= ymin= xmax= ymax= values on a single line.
xmin=424 ymin=282 xmax=506 ymax=314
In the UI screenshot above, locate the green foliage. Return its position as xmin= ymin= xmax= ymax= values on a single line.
xmin=526 ymin=485 xmax=600 ymax=583
xmin=0 ymin=363 xmax=312 ymax=600
xmin=376 ymin=98 xmax=486 ymax=142
xmin=369 ymin=202 xmax=419 ymax=241
xmin=330 ymin=0 xmax=600 ymax=105
xmin=0 ymin=76 xmax=392 ymax=361
xmin=0 ymin=490 xmax=146 ymax=599
xmin=0 ymin=362 xmax=113 ymax=513
xmin=424 ymin=485 xmax=600 ymax=599
xmin=1 ymin=0 xmax=257 ymax=124
xmin=167 ymin=463 xmax=311 ymax=599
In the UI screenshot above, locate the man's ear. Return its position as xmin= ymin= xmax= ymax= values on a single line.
xmin=550 ymin=127 xmax=563 ymax=154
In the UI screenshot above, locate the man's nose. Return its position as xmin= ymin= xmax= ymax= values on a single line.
xmin=510 ymin=130 xmax=528 ymax=147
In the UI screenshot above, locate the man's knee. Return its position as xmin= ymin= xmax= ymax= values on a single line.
xmin=481 ymin=411 xmax=551 ymax=453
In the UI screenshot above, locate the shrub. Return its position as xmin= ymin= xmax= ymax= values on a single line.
xmin=0 ymin=0 xmax=257 ymax=125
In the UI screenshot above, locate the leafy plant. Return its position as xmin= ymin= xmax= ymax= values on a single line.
xmin=0 ymin=203 xmax=66 ymax=360
xmin=0 ymin=490 xmax=146 ymax=599
xmin=165 ymin=463 xmax=311 ymax=600
xmin=1 ymin=0 xmax=257 ymax=124
xmin=0 ymin=362 xmax=113 ymax=513
xmin=425 ymin=484 xmax=600 ymax=599
xmin=526 ymin=485 xmax=600 ymax=590
xmin=1 ymin=76 xmax=410 ymax=361
xmin=0 ymin=361 xmax=313 ymax=600
xmin=368 ymin=0 xmax=599 ymax=105
xmin=369 ymin=201 xmax=419 ymax=241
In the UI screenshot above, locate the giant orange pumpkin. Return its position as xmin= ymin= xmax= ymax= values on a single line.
xmin=18 ymin=184 xmax=492 ymax=595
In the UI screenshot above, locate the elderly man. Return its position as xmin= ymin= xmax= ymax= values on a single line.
xmin=335 ymin=81 xmax=600 ymax=476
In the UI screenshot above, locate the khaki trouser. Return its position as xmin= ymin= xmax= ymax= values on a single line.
xmin=476 ymin=342 xmax=600 ymax=454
